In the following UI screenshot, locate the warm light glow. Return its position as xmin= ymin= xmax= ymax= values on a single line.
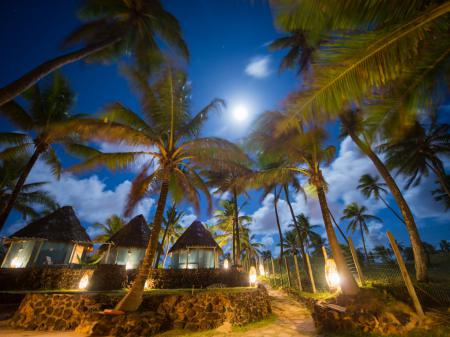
xmin=144 ymin=279 xmax=151 ymax=290
xmin=249 ymin=266 xmax=257 ymax=286
xmin=125 ymin=261 xmax=133 ymax=270
xmin=10 ymin=256 xmax=23 ymax=268
xmin=232 ymin=104 xmax=249 ymax=121
xmin=79 ymin=274 xmax=90 ymax=290
xmin=325 ymin=258 xmax=341 ymax=290
xmin=259 ymin=263 xmax=265 ymax=276
xmin=223 ymin=259 xmax=229 ymax=269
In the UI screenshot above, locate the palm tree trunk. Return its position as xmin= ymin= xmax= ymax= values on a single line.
xmin=115 ymin=177 xmax=169 ymax=312
xmin=154 ymin=222 xmax=170 ymax=268
xmin=283 ymin=185 xmax=311 ymax=282
xmin=232 ymin=189 xmax=241 ymax=267
xmin=0 ymin=145 xmax=43 ymax=230
xmin=378 ymin=195 xmax=406 ymax=224
xmin=349 ymin=133 xmax=428 ymax=282
xmin=328 ymin=209 xmax=350 ymax=246
xmin=315 ymin=172 xmax=359 ymax=295
xmin=0 ymin=38 xmax=120 ymax=106
xmin=274 ymin=188 xmax=284 ymax=262
xmin=359 ymin=222 xmax=369 ymax=261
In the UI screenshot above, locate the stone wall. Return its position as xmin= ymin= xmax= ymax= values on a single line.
xmin=10 ymin=285 xmax=271 ymax=336
xmin=0 ymin=265 xmax=127 ymax=291
xmin=144 ymin=268 xmax=249 ymax=289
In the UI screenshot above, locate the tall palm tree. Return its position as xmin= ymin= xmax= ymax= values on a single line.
xmin=379 ymin=121 xmax=450 ymax=198
xmin=92 ymin=215 xmax=125 ymax=242
xmin=281 ymin=230 xmax=300 ymax=256
xmin=155 ymin=204 xmax=184 ymax=268
xmin=358 ymin=174 xmax=405 ymax=224
xmin=244 ymin=111 xmax=360 ymax=295
xmin=432 ymin=174 xmax=450 ymax=210
xmin=340 ymin=110 xmax=428 ymax=281
xmin=67 ymin=63 xmax=246 ymax=311
xmin=162 ymin=216 xmax=183 ymax=268
xmin=341 ymin=202 xmax=382 ymax=261
xmin=291 ymin=213 xmax=321 ymax=251
xmin=0 ymin=73 xmax=89 ymax=230
xmin=0 ymin=157 xmax=58 ymax=221
xmin=0 ymin=0 xmax=188 ymax=106
xmin=240 ymin=228 xmax=263 ymax=268
xmin=213 ymin=199 xmax=252 ymax=265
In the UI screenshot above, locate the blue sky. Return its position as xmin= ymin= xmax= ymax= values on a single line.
xmin=0 ymin=0 xmax=448 ymax=254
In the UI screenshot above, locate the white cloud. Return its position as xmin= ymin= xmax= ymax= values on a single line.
xmin=8 ymin=160 xmax=156 ymax=233
xmin=245 ymin=56 xmax=272 ymax=78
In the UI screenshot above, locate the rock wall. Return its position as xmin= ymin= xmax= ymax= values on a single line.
xmin=144 ymin=268 xmax=249 ymax=289
xmin=0 ymin=265 xmax=127 ymax=291
xmin=10 ymin=285 xmax=271 ymax=336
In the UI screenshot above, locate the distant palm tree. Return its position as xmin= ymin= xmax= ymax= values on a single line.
xmin=0 ymin=0 xmax=188 ymax=105
xmin=68 ymin=63 xmax=246 ymax=311
xmin=0 ymin=73 xmax=89 ymax=230
xmin=155 ymin=204 xmax=184 ymax=268
xmin=0 ymin=157 xmax=58 ymax=220
xmin=241 ymin=228 xmax=263 ymax=268
xmin=281 ymin=230 xmax=300 ymax=256
xmin=341 ymin=202 xmax=382 ymax=261
xmin=439 ymin=240 xmax=449 ymax=253
xmin=93 ymin=215 xmax=125 ymax=242
xmin=358 ymin=174 xmax=405 ymax=224
xmin=432 ymin=174 xmax=450 ymax=210
xmin=373 ymin=245 xmax=394 ymax=264
xmin=261 ymin=250 xmax=272 ymax=261
xmin=291 ymin=213 xmax=321 ymax=251
xmin=379 ymin=121 xmax=450 ymax=198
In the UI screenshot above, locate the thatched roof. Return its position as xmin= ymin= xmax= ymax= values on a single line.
xmin=169 ymin=220 xmax=222 ymax=253
xmin=107 ymin=215 xmax=150 ymax=248
xmin=11 ymin=206 xmax=91 ymax=242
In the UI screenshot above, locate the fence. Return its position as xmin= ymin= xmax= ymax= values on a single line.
xmin=262 ymin=231 xmax=450 ymax=313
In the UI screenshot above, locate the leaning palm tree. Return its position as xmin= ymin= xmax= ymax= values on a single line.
xmin=92 ymin=215 xmax=126 ymax=242
xmin=243 ymin=111 xmax=360 ymax=295
xmin=155 ymin=204 xmax=184 ymax=268
xmin=0 ymin=0 xmax=188 ymax=106
xmin=379 ymin=121 xmax=450 ymax=198
xmin=66 ymin=62 xmax=247 ymax=311
xmin=340 ymin=109 xmax=428 ymax=281
xmin=341 ymin=202 xmax=382 ymax=261
xmin=0 ymin=73 xmax=89 ymax=230
xmin=0 ymin=157 xmax=58 ymax=221
xmin=358 ymin=174 xmax=405 ymax=224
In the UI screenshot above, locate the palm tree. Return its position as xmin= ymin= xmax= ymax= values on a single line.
xmin=341 ymin=202 xmax=382 ymax=261
xmin=439 ymin=240 xmax=449 ymax=253
xmin=292 ymin=213 xmax=321 ymax=251
xmin=432 ymin=174 xmax=450 ymax=210
xmin=261 ymin=250 xmax=272 ymax=261
xmin=162 ymin=217 xmax=183 ymax=269
xmin=92 ymin=215 xmax=125 ymax=242
xmin=0 ymin=157 xmax=58 ymax=221
xmin=0 ymin=0 xmax=188 ymax=106
xmin=0 ymin=73 xmax=90 ymax=230
xmin=213 ymin=199 xmax=252 ymax=265
xmin=240 ymin=228 xmax=263 ymax=268
xmin=244 ymin=111 xmax=360 ymax=295
xmin=155 ymin=204 xmax=184 ymax=268
xmin=373 ymin=245 xmax=394 ymax=264
xmin=67 ymin=62 xmax=246 ymax=311
xmin=379 ymin=121 xmax=450 ymax=198
xmin=358 ymin=174 xmax=405 ymax=224
xmin=340 ymin=110 xmax=428 ymax=281
xmin=281 ymin=230 xmax=300 ymax=256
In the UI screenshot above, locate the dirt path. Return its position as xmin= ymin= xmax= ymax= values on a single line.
xmin=0 ymin=288 xmax=318 ymax=337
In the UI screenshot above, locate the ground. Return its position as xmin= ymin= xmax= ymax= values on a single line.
xmin=0 ymin=287 xmax=318 ymax=337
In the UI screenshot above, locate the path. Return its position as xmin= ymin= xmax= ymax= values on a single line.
xmin=0 ymin=288 xmax=318 ymax=337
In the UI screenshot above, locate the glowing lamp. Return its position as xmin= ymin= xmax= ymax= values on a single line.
xmin=223 ymin=259 xmax=229 ymax=269
xmin=325 ymin=258 xmax=340 ymax=290
xmin=125 ymin=261 xmax=133 ymax=270
xmin=79 ymin=274 xmax=90 ymax=290
xmin=249 ymin=266 xmax=257 ymax=286
xmin=259 ymin=263 xmax=265 ymax=276
xmin=144 ymin=279 xmax=151 ymax=290
xmin=11 ymin=256 xmax=23 ymax=268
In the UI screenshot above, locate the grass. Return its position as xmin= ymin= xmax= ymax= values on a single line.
xmin=325 ymin=326 xmax=450 ymax=337
xmin=288 ymin=288 xmax=334 ymax=300
xmin=155 ymin=314 xmax=277 ymax=336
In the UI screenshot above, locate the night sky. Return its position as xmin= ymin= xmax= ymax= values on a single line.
xmin=0 ymin=0 xmax=448 ymax=254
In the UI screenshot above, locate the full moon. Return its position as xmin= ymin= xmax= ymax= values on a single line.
xmin=232 ymin=104 xmax=249 ymax=121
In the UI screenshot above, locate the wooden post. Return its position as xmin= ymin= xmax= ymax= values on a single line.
xmin=322 ymin=246 xmax=328 ymax=260
xmin=305 ymin=253 xmax=316 ymax=293
xmin=284 ymin=256 xmax=292 ymax=288
xmin=279 ymin=258 xmax=284 ymax=287
xmin=348 ymin=237 xmax=365 ymax=286
xmin=293 ymin=254 xmax=303 ymax=291
xmin=387 ymin=231 xmax=424 ymax=317
xmin=271 ymin=257 xmax=276 ymax=286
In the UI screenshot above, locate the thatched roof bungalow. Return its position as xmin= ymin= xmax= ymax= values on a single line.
xmin=169 ymin=220 xmax=222 ymax=269
xmin=1 ymin=206 xmax=92 ymax=268
xmin=102 ymin=214 xmax=150 ymax=270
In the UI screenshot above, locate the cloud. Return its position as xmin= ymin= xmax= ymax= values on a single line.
xmin=245 ymin=56 xmax=272 ymax=78
xmin=8 ymin=160 xmax=156 ymax=233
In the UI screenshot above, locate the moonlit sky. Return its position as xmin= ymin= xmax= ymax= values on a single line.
xmin=0 ymin=0 xmax=448 ymax=254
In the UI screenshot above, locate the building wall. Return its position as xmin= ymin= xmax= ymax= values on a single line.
xmin=172 ymin=248 xmax=217 ymax=269
xmin=104 ymin=246 xmax=145 ymax=269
